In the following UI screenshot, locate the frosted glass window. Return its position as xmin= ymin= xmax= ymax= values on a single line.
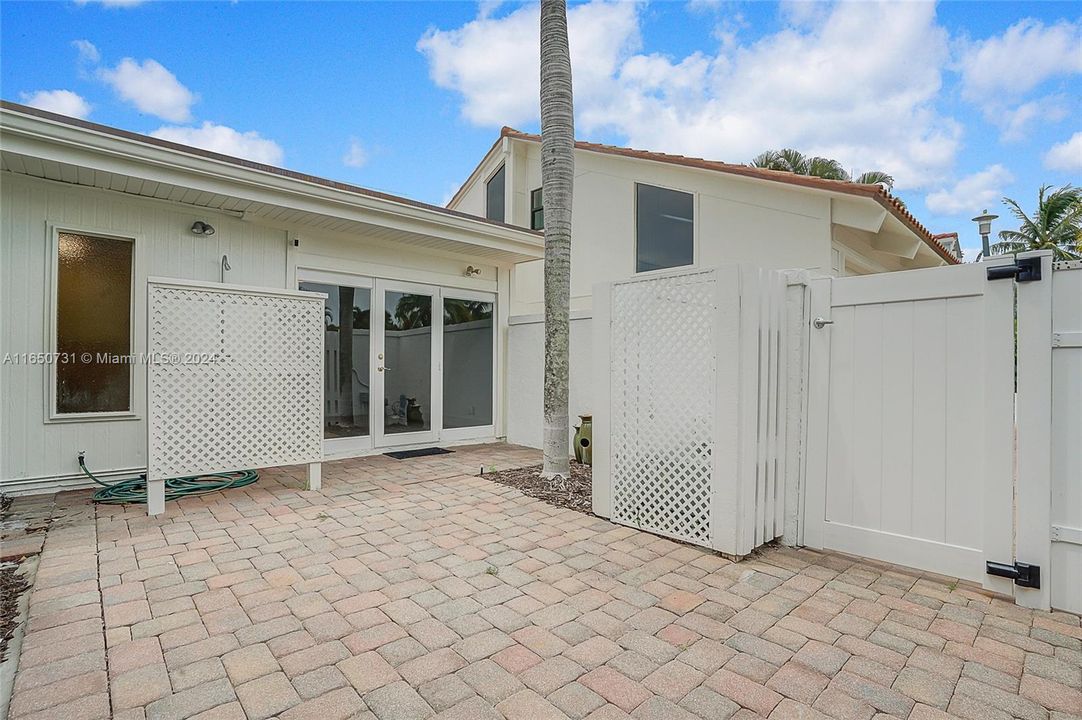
xmin=55 ymin=232 xmax=133 ymax=414
xmin=442 ymin=298 xmax=493 ymax=429
xmin=636 ymin=184 xmax=694 ymax=272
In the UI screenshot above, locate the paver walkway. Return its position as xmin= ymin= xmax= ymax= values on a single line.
xmin=4 ymin=443 xmax=1081 ymax=720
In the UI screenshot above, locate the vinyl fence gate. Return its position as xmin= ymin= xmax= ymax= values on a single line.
xmin=804 ymin=251 xmax=1080 ymax=612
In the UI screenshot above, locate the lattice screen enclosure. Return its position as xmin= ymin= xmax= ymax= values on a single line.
xmin=146 ymin=279 xmax=324 ymax=513
xmin=593 ymin=264 xmax=800 ymax=557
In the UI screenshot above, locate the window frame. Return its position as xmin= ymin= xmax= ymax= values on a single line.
xmin=530 ymin=187 xmax=544 ymax=230
xmin=633 ymin=182 xmax=698 ymax=275
xmin=485 ymin=163 xmax=506 ymax=223
xmin=45 ymin=225 xmax=139 ymax=423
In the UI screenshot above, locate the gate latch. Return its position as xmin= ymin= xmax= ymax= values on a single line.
xmin=987 ymin=257 xmax=1042 ymax=282
xmin=986 ymin=561 xmax=1041 ymax=588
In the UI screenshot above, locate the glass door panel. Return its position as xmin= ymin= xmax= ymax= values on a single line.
xmin=442 ymin=296 xmax=494 ymax=431
xmin=299 ymin=281 xmax=372 ymax=450
xmin=380 ymin=287 xmax=435 ymax=440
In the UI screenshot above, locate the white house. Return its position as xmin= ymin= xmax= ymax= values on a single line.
xmin=447 ymin=128 xmax=961 ymax=448
xmin=0 ymin=102 xmax=543 ymax=494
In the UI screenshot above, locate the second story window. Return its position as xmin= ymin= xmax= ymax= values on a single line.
xmin=635 ymin=183 xmax=694 ymax=273
xmin=530 ymin=188 xmax=544 ymax=230
xmin=485 ymin=164 xmax=505 ymax=222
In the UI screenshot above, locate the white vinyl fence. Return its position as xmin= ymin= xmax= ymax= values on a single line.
xmin=592 ymin=252 xmax=1079 ymax=612
xmin=592 ymin=265 xmax=807 ymax=557
xmin=146 ymin=278 xmax=325 ymax=515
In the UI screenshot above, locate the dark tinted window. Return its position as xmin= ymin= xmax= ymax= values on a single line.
xmin=530 ymin=188 xmax=544 ymax=230
xmin=636 ymin=184 xmax=694 ymax=272
xmin=486 ymin=165 xmax=505 ymax=222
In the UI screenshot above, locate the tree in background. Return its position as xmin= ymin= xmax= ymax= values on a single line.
xmin=539 ymin=0 xmax=574 ymax=479
xmin=991 ymin=184 xmax=1082 ymax=261
xmin=750 ymin=148 xmax=895 ymax=188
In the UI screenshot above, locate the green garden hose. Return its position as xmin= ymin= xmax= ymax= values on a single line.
xmin=78 ymin=453 xmax=258 ymax=505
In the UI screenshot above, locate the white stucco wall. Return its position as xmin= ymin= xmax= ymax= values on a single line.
xmin=501 ymin=144 xmax=834 ymax=316
xmin=506 ymin=313 xmax=594 ymax=450
xmin=451 ymin=138 xmax=947 ymax=317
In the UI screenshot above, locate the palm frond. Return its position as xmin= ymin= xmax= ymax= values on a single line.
xmin=854 ymin=170 xmax=895 ymax=189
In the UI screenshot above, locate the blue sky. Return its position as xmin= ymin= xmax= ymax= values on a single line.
xmin=2 ymin=1 xmax=1079 ymax=259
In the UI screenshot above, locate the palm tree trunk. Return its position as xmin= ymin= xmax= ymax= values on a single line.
xmin=540 ymin=0 xmax=574 ymax=479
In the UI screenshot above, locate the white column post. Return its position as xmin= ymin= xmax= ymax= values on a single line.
xmin=1015 ymin=250 xmax=1054 ymax=610
xmin=307 ymin=462 xmax=322 ymax=491
xmin=147 ymin=478 xmax=166 ymax=516
xmin=591 ymin=282 xmax=612 ymax=519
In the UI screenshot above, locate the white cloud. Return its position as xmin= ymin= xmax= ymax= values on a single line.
xmin=1044 ymin=132 xmax=1082 ymax=172
xmin=19 ymin=90 xmax=92 ymax=119
xmin=98 ymin=58 xmax=196 ymax=122
xmin=342 ymin=138 xmax=368 ymax=168
xmin=72 ymin=39 xmax=100 ymax=64
xmin=150 ymin=122 xmax=284 ymax=165
xmin=418 ymin=1 xmax=961 ymax=189
xmin=957 ymin=19 xmax=1082 ymax=140
xmin=418 ymin=1 xmax=641 ymax=128
xmin=925 ymin=165 xmax=1013 ymax=216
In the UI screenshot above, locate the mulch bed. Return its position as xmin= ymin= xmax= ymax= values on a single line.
xmin=0 ymin=562 xmax=30 ymax=662
xmin=484 ymin=461 xmax=593 ymax=514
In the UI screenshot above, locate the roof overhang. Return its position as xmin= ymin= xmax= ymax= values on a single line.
xmin=0 ymin=102 xmax=544 ymax=265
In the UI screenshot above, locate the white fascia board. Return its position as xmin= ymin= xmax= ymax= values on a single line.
xmin=1 ymin=110 xmax=543 ymax=261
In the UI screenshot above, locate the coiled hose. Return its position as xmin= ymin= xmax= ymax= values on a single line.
xmin=78 ymin=453 xmax=258 ymax=505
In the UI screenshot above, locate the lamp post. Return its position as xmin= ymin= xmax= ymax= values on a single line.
xmin=972 ymin=209 xmax=998 ymax=260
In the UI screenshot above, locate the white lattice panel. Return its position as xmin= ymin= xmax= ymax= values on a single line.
xmin=147 ymin=280 xmax=324 ymax=480
xmin=609 ymin=271 xmax=716 ymax=545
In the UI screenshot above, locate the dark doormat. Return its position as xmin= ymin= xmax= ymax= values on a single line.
xmin=384 ymin=447 xmax=454 ymax=460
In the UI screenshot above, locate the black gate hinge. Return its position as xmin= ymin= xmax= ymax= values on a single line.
xmin=986 ymin=561 xmax=1041 ymax=589
xmin=987 ymin=257 xmax=1042 ymax=282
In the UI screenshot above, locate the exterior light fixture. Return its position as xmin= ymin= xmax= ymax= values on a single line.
xmin=191 ymin=221 xmax=216 ymax=236
xmin=971 ymin=210 xmax=998 ymax=260
xmin=464 ymin=265 xmax=482 ymax=277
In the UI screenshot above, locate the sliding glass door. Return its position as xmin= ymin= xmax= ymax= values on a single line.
xmin=441 ymin=290 xmax=495 ymax=441
xmin=300 ymin=270 xmax=496 ymax=456
xmin=299 ymin=272 xmax=373 ymax=457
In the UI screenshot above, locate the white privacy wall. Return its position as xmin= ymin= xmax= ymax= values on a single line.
xmin=506 ymin=313 xmax=594 ymax=449
xmin=147 ymin=280 xmax=324 ymax=482
xmin=591 ymin=265 xmax=804 ymax=557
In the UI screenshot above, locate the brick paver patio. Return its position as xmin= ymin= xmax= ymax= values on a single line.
xmin=4 ymin=443 xmax=1080 ymax=720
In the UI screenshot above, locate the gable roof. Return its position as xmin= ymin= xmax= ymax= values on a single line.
xmin=456 ymin=127 xmax=959 ymax=265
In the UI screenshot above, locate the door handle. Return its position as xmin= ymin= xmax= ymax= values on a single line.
xmin=378 ymin=366 xmax=392 ymax=372
xmin=813 ymin=317 xmax=833 ymax=329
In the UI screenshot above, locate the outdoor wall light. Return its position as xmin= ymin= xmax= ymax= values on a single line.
xmin=464 ymin=265 xmax=482 ymax=277
xmin=191 ymin=221 xmax=216 ymax=236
